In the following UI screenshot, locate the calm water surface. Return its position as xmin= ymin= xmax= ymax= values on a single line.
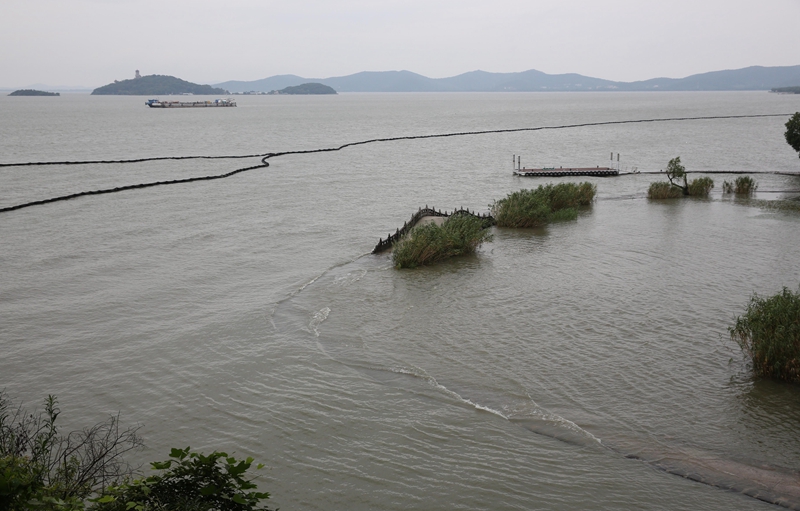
xmin=2 ymin=92 xmax=800 ymax=510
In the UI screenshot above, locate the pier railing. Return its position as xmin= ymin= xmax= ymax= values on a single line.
xmin=372 ymin=206 xmax=495 ymax=254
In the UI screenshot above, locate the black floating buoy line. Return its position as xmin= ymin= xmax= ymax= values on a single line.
xmin=0 ymin=113 xmax=793 ymax=215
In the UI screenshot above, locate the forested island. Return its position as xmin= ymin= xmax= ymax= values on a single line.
xmin=772 ymin=86 xmax=800 ymax=94
xmin=269 ymin=82 xmax=337 ymax=95
xmin=9 ymin=89 xmax=60 ymax=96
xmin=91 ymin=75 xmax=228 ymax=95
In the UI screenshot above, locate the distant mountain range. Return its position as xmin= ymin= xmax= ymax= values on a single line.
xmin=4 ymin=65 xmax=799 ymax=94
xmin=215 ymin=65 xmax=800 ymax=93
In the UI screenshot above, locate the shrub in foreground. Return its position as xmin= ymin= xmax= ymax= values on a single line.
xmin=392 ymin=214 xmax=493 ymax=269
xmin=1 ymin=393 xmax=274 ymax=510
xmin=647 ymin=181 xmax=683 ymax=199
xmin=94 ymin=447 xmax=273 ymax=511
xmin=0 ymin=392 xmax=142 ymax=510
xmin=729 ymin=286 xmax=800 ymax=383
xmin=723 ymin=176 xmax=758 ymax=195
xmin=490 ymin=182 xmax=596 ymax=228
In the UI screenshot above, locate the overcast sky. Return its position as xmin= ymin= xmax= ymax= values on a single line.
xmin=2 ymin=0 xmax=799 ymax=88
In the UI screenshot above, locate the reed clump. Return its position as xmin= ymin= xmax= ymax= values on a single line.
xmin=687 ymin=176 xmax=714 ymax=197
xmin=392 ymin=214 xmax=493 ymax=269
xmin=647 ymin=181 xmax=683 ymax=199
xmin=729 ymin=286 xmax=800 ymax=383
xmin=722 ymin=176 xmax=758 ymax=195
xmin=490 ymin=182 xmax=596 ymax=228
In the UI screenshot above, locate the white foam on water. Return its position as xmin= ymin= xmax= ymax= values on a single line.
xmin=309 ymin=307 xmax=331 ymax=337
xmin=514 ymin=392 xmax=603 ymax=445
xmin=388 ymin=365 xmax=509 ymax=419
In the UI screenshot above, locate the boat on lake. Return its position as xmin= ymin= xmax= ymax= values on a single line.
xmin=145 ymin=98 xmax=236 ymax=108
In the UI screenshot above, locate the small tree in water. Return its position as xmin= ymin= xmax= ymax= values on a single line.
xmin=648 ymin=157 xmax=713 ymax=198
xmin=665 ymin=156 xmax=688 ymax=192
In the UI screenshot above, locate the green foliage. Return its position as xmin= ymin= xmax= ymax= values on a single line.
xmin=91 ymin=75 xmax=228 ymax=96
xmin=1 ymin=454 xmax=44 ymax=509
xmin=722 ymin=176 xmax=758 ymax=195
xmin=1 ymin=396 xmax=274 ymax=510
xmin=1 ymin=392 xmax=142 ymax=510
xmin=647 ymin=181 xmax=683 ymax=199
xmin=730 ymin=287 xmax=800 ymax=383
xmin=392 ymin=214 xmax=493 ymax=269
xmin=651 ymin=157 xmax=713 ymax=197
xmin=490 ymin=182 xmax=596 ymax=228
xmin=687 ymin=176 xmax=714 ymax=197
xmin=785 ymin=112 xmax=800 ymax=158
xmin=667 ymin=156 xmax=686 ymax=187
xmin=93 ymin=447 xmax=273 ymax=511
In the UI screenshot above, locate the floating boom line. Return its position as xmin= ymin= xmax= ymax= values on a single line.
xmin=0 ymin=113 xmax=793 ymax=214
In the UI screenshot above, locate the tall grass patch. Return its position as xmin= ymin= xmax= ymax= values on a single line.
xmin=687 ymin=176 xmax=714 ymax=197
xmin=491 ymin=182 xmax=596 ymax=228
xmin=647 ymin=181 xmax=683 ymax=199
xmin=392 ymin=214 xmax=493 ymax=269
xmin=723 ymin=176 xmax=758 ymax=195
xmin=729 ymin=287 xmax=800 ymax=383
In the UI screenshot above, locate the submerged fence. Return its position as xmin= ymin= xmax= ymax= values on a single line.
xmin=0 ymin=113 xmax=794 ymax=214
xmin=372 ymin=206 xmax=495 ymax=254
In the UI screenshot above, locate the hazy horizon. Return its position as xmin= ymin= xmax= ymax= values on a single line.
xmin=2 ymin=0 xmax=799 ymax=89
xmin=5 ymin=64 xmax=800 ymax=91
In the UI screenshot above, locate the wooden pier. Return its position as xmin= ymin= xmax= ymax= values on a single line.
xmin=512 ymin=153 xmax=620 ymax=177
xmin=514 ymin=167 xmax=618 ymax=177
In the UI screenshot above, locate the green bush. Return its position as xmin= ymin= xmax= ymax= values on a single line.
xmin=687 ymin=176 xmax=714 ymax=197
xmin=1 ymin=393 xmax=142 ymax=510
xmin=729 ymin=287 xmax=800 ymax=383
xmin=1 ymin=454 xmax=44 ymax=510
xmin=647 ymin=181 xmax=683 ymax=199
xmin=1 ymin=394 xmax=274 ymax=510
xmin=392 ymin=214 xmax=493 ymax=269
xmin=490 ymin=182 xmax=596 ymax=228
xmin=723 ymin=176 xmax=758 ymax=195
xmin=93 ymin=447 xmax=273 ymax=511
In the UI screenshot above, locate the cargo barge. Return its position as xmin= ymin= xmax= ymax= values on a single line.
xmin=145 ymin=98 xmax=236 ymax=108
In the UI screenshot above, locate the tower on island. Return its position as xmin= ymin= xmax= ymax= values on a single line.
xmin=135 ymin=70 xmax=141 ymax=79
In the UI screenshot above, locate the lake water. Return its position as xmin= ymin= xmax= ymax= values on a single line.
xmin=1 ymin=92 xmax=800 ymax=510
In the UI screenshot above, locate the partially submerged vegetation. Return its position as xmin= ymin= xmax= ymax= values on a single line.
xmin=687 ymin=176 xmax=714 ymax=196
xmin=392 ymin=214 xmax=493 ymax=269
xmin=730 ymin=287 xmax=800 ymax=383
xmin=391 ymin=182 xmax=596 ymax=268
xmin=722 ymin=176 xmax=758 ymax=195
xmin=746 ymin=197 xmax=800 ymax=213
xmin=490 ymin=182 xmax=596 ymax=228
xmin=647 ymin=181 xmax=683 ymax=199
xmin=647 ymin=157 xmax=714 ymax=198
